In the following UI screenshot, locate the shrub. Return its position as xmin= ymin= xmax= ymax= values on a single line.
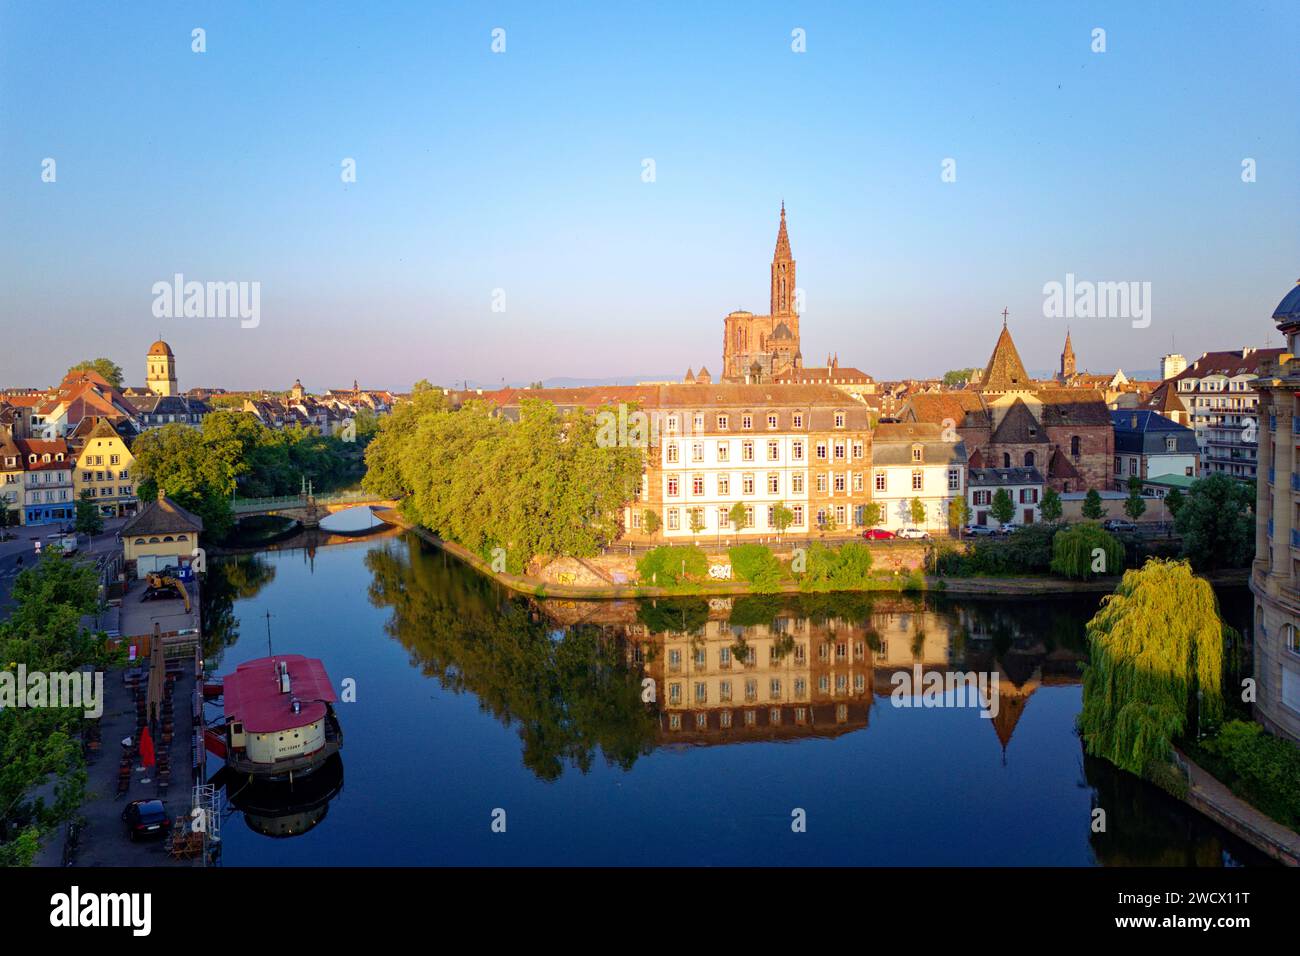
xmin=1201 ymin=720 xmax=1300 ymax=830
xmin=728 ymin=543 xmax=783 ymax=593
xmin=798 ymin=542 xmax=874 ymax=592
xmin=636 ymin=546 xmax=709 ymax=587
xmin=1050 ymin=522 xmax=1124 ymax=580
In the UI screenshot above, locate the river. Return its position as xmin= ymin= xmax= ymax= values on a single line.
xmin=199 ymin=523 xmax=1271 ymax=866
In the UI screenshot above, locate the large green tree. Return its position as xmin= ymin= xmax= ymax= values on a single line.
xmin=364 ymin=394 xmax=642 ymax=572
xmin=0 ymin=554 xmax=118 ymax=865
xmin=1079 ymin=559 xmax=1224 ymax=777
xmin=66 ymin=358 xmax=123 ymax=388
xmin=132 ymin=423 xmax=235 ymax=539
xmin=1174 ymin=473 xmax=1254 ymax=571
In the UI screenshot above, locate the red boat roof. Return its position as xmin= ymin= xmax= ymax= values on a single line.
xmin=223 ymin=655 xmax=337 ymax=734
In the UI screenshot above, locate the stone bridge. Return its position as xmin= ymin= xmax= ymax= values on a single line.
xmin=231 ymin=491 xmax=398 ymax=528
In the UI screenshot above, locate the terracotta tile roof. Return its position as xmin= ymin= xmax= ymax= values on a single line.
xmin=121 ymin=494 xmax=204 ymax=536
xmin=1036 ymin=389 xmax=1113 ymax=426
xmin=15 ymin=438 xmax=72 ymax=470
xmin=1175 ymin=348 xmax=1284 ymax=379
xmin=901 ymin=391 xmax=989 ymax=429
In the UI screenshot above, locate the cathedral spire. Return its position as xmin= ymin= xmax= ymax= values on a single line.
xmin=770 ymin=203 xmax=795 ymax=315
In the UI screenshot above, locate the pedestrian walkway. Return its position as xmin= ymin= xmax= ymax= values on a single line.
xmin=1179 ymin=749 xmax=1300 ymax=866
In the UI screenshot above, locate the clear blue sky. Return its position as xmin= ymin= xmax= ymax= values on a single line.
xmin=2 ymin=1 xmax=1297 ymax=391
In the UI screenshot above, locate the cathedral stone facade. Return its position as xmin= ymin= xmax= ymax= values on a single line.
xmin=721 ymin=204 xmax=803 ymax=383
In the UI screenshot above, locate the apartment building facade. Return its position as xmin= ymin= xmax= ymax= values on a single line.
xmin=870 ymin=422 xmax=967 ymax=533
xmin=1171 ymin=347 xmax=1283 ymax=481
xmin=16 ymin=438 xmax=74 ymax=525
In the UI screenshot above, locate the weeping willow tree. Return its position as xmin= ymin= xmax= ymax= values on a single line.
xmin=1050 ymin=522 xmax=1124 ymax=580
xmin=1079 ymin=559 xmax=1224 ymax=778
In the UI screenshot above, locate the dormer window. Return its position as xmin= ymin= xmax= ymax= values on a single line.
xmin=767 ymin=413 xmax=778 ymax=429
xmin=792 ymin=412 xmax=804 ymax=429
xmin=742 ymin=413 xmax=753 ymax=430
xmin=834 ymin=412 xmax=845 ymax=429
xmin=911 ymin=444 xmax=923 ymax=463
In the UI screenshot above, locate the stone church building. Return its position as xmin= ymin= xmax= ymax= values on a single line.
xmin=721 ymin=204 xmax=803 ymax=383
xmin=902 ymin=320 xmax=1113 ymax=493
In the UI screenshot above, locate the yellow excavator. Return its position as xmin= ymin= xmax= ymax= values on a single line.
xmin=141 ymin=571 xmax=191 ymax=613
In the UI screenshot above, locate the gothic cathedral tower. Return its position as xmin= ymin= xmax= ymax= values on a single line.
xmin=770 ymin=202 xmax=797 ymax=324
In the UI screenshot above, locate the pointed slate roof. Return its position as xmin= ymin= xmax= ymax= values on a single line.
xmin=980 ymin=324 xmax=1032 ymax=393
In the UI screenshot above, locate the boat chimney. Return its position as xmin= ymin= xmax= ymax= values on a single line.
xmin=280 ymin=663 xmax=291 ymax=695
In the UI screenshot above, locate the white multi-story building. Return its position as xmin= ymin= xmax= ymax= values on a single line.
xmin=869 ymin=422 xmax=967 ymax=533
xmin=652 ymin=388 xmax=874 ymax=539
xmin=968 ymin=467 xmax=1044 ymax=528
xmin=1171 ymin=348 xmax=1283 ymax=480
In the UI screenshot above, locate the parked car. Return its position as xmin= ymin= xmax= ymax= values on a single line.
xmin=964 ymin=524 xmax=998 ymax=537
xmin=897 ymin=527 xmax=930 ymax=540
xmin=122 ymin=799 xmax=171 ymax=841
xmin=1102 ymin=519 xmax=1138 ymax=533
xmin=862 ymin=528 xmax=896 ymax=540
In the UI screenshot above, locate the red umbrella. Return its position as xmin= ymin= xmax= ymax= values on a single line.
xmin=139 ymin=727 xmax=156 ymax=770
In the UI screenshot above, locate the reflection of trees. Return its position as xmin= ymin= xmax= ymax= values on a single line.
xmin=1082 ymin=750 xmax=1266 ymax=866
xmin=637 ymin=597 xmax=709 ymax=635
xmin=203 ymin=555 xmax=277 ymax=660
xmin=365 ymin=543 xmax=657 ymax=781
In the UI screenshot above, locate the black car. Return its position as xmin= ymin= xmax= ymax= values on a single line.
xmin=122 ymin=799 xmax=171 ymax=840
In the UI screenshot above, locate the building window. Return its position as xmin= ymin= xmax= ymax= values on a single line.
xmin=767 ymin=473 xmax=780 ymax=494
xmin=667 ymin=442 xmax=679 ymax=463
xmin=792 ymin=440 xmax=804 ymax=461
xmin=791 ymin=473 xmax=804 ymax=493
xmin=718 ymin=475 xmax=730 ymax=495
xmin=816 ymin=442 xmax=827 ymax=460
xmin=767 ymin=440 xmax=780 ymax=461
xmin=1071 ymin=435 xmax=1081 ymax=456
xmin=912 ymin=469 xmax=923 ymax=490
xmin=717 ymin=414 xmax=729 ymax=430
xmin=834 ymin=412 xmax=845 ymax=428
xmin=666 ymin=416 xmax=679 ymax=434
xmin=667 ymin=509 xmax=680 ymax=530
xmin=742 ymin=474 xmax=755 ymax=495
xmin=767 ymin=414 xmax=778 ymax=429
xmin=792 ymin=413 xmax=804 ymax=428
xmin=911 ymin=445 xmax=923 ymax=463
xmin=742 ymin=441 xmax=754 ymax=462
xmin=792 ymin=505 xmax=803 ymax=525
xmin=948 ymin=468 xmax=960 ymax=491
xmin=742 ymin=414 xmax=753 ymax=430
xmin=834 ymin=442 xmax=846 ymax=461
xmin=852 ymin=441 xmax=864 ymax=460
xmin=1024 ymin=451 xmax=1035 ymax=467
xmin=691 ymin=474 xmax=704 ymax=495
xmin=834 ymin=474 xmax=846 ymax=492
xmin=667 ymin=476 xmax=679 ymax=497
xmin=717 ymin=441 xmax=729 ymax=462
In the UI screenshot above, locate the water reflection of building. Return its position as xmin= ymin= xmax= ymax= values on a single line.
xmin=637 ymin=612 xmax=875 ymax=743
xmin=603 ymin=596 xmax=1086 ymax=751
